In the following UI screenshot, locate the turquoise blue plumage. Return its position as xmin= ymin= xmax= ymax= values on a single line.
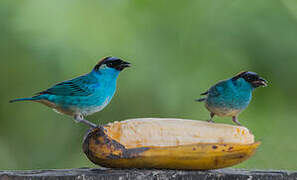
xmin=10 ymin=57 xmax=131 ymax=127
xmin=196 ymin=71 xmax=267 ymax=125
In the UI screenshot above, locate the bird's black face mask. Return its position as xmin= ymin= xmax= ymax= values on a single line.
xmin=94 ymin=57 xmax=131 ymax=71
xmin=232 ymin=71 xmax=268 ymax=88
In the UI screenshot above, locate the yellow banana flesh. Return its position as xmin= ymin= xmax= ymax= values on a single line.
xmin=83 ymin=118 xmax=260 ymax=170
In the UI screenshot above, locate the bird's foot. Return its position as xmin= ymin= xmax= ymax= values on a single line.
xmin=235 ymin=122 xmax=242 ymax=126
xmin=207 ymin=112 xmax=215 ymax=123
xmin=80 ymin=119 xmax=98 ymax=128
xmin=74 ymin=115 xmax=98 ymax=128
xmin=207 ymin=119 xmax=215 ymax=123
xmin=232 ymin=116 xmax=242 ymax=126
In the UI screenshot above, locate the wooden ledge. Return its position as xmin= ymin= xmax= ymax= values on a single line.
xmin=0 ymin=168 xmax=296 ymax=180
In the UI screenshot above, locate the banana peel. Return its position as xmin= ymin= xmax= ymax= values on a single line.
xmin=83 ymin=118 xmax=260 ymax=170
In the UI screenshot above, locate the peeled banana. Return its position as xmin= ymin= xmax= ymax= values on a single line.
xmin=83 ymin=118 xmax=260 ymax=170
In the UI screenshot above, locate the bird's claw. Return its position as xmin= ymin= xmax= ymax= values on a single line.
xmin=235 ymin=123 xmax=242 ymax=126
xmin=74 ymin=115 xmax=98 ymax=128
xmin=80 ymin=119 xmax=98 ymax=128
xmin=207 ymin=119 xmax=215 ymax=123
xmin=232 ymin=116 xmax=242 ymax=126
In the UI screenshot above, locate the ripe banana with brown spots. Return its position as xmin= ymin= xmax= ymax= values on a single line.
xmin=83 ymin=118 xmax=260 ymax=170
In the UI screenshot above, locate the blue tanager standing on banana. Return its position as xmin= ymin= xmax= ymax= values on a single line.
xmin=10 ymin=57 xmax=131 ymax=128
xmin=196 ymin=71 xmax=267 ymax=126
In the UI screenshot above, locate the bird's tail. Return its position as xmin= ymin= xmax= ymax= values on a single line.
xmin=9 ymin=97 xmax=37 ymax=103
xmin=195 ymin=98 xmax=206 ymax=102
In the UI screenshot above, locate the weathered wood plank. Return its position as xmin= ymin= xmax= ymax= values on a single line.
xmin=0 ymin=168 xmax=296 ymax=180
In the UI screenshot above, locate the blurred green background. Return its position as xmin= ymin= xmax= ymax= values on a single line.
xmin=1 ymin=0 xmax=297 ymax=170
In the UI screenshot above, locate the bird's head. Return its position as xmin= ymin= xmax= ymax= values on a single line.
xmin=232 ymin=71 xmax=268 ymax=88
xmin=93 ymin=57 xmax=131 ymax=72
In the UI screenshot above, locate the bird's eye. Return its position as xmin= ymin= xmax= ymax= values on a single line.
xmin=246 ymin=76 xmax=257 ymax=81
xmin=107 ymin=62 xmax=113 ymax=66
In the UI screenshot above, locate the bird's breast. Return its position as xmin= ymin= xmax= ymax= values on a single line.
xmin=205 ymin=89 xmax=252 ymax=116
xmin=205 ymin=103 xmax=242 ymax=117
xmin=79 ymin=97 xmax=110 ymax=116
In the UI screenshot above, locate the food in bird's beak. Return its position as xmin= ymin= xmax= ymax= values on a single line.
xmin=259 ymin=78 xmax=268 ymax=86
xmin=121 ymin=62 xmax=131 ymax=68
xmin=254 ymin=77 xmax=268 ymax=87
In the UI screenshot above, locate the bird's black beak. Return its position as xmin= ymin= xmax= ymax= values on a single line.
xmin=116 ymin=61 xmax=131 ymax=71
xmin=252 ymin=77 xmax=268 ymax=87
xmin=121 ymin=61 xmax=131 ymax=68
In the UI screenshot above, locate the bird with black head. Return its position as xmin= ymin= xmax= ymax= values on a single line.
xmin=196 ymin=71 xmax=267 ymax=126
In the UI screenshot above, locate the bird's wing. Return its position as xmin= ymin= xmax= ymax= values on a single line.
xmin=208 ymin=81 xmax=226 ymax=97
xmin=37 ymin=74 xmax=97 ymax=96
